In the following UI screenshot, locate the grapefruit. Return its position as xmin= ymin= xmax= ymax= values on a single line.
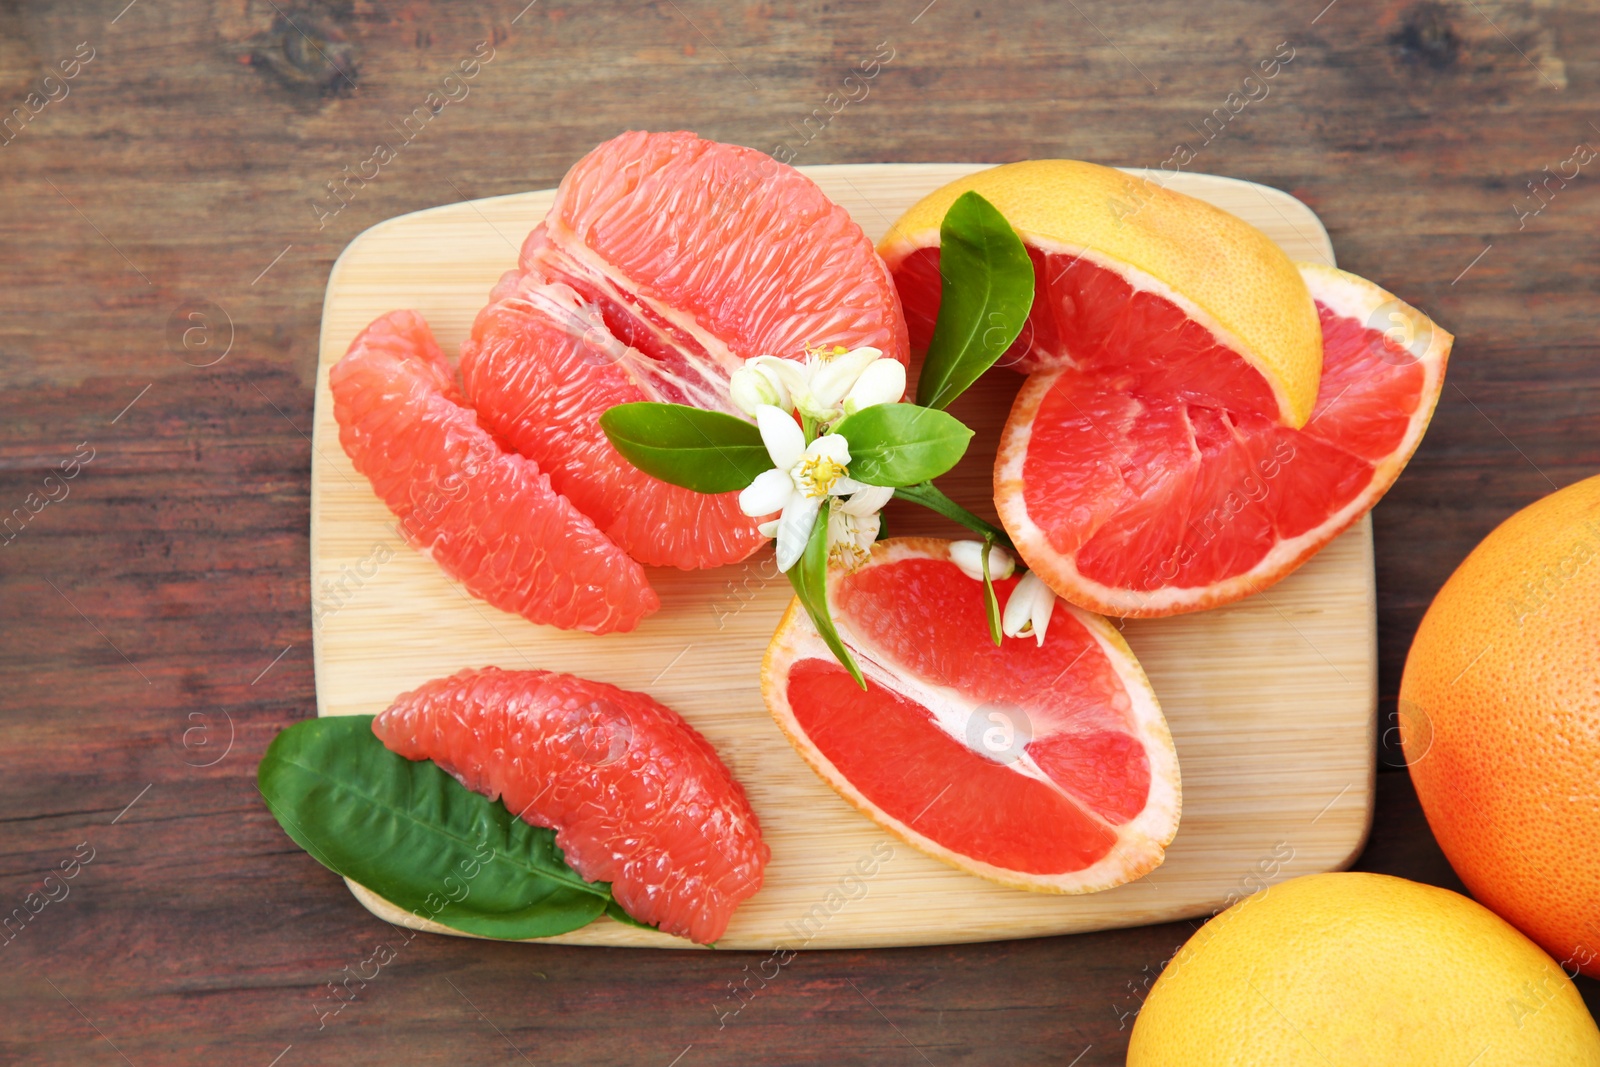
xmin=373 ymin=666 xmax=769 ymax=945
xmin=461 ymin=130 xmax=909 ymax=571
xmin=878 ymin=160 xmax=1324 ymax=427
xmin=994 ymin=263 xmax=1450 ymax=616
xmin=761 ymin=538 xmax=1179 ymax=892
xmin=329 ymin=311 xmax=658 ymax=634
xmin=1129 ymin=872 xmax=1600 ymax=1066
xmin=1401 ymin=474 xmax=1600 ymax=978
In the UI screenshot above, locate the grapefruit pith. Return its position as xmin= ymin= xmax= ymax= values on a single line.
xmin=879 ymin=159 xmax=1323 ymax=427
xmin=374 ymin=666 xmax=769 ymax=945
xmin=329 ymin=311 xmax=658 ymax=634
xmin=995 ymin=263 xmax=1451 ymax=616
xmin=761 ymin=538 xmax=1180 ymax=893
xmin=462 ymin=130 xmax=909 ymax=571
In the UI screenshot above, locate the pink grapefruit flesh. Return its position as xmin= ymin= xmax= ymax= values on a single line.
xmin=373 ymin=666 xmax=769 ymax=945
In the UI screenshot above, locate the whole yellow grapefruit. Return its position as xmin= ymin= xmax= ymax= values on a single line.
xmin=1400 ymin=474 xmax=1600 ymax=977
xmin=1128 ymin=872 xmax=1600 ymax=1065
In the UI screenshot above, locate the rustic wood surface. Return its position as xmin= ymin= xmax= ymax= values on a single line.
xmin=1 ymin=0 xmax=1595 ymax=1061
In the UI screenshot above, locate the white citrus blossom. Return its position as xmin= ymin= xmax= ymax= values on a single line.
xmin=949 ymin=540 xmax=1016 ymax=582
xmin=728 ymin=346 xmax=904 ymax=426
xmin=1002 ymin=571 xmax=1057 ymax=646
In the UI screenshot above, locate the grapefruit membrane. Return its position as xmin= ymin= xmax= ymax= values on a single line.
xmin=462 ymin=130 xmax=909 ymax=571
xmin=762 ymin=538 xmax=1180 ymax=893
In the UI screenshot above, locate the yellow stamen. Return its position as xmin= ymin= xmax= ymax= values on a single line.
xmin=796 ymin=454 xmax=847 ymax=498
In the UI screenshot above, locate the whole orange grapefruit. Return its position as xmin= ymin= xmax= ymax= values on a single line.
xmin=1401 ymin=473 xmax=1600 ymax=978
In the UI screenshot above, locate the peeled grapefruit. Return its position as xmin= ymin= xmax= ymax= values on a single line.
xmin=994 ymin=263 xmax=1450 ymax=616
xmin=761 ymin=538 xmax=1179 ymax=892
xmin=461 ymin=130 xmax=909 ymax=571
xmin=374 ymin=666 xmax=769 ymax=944
xmin=1129 ymin=872 xmax=1600 ymax=1066
xmin=329 ymin=311 xmax=658 ymax=634
xmin=1401 ymin=474 xmax=1600 ymax=978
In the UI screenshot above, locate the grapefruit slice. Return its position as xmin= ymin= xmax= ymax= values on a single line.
xmin=373 ymin=666 xmax=769 ymax=945
xmin=462 ymin=130 xmax=909 ymax=571
xmin=878 ymin=160 xmax=1323 ymax=427
xmin=330 ymin=311 xmax=658 ymax=634
xmin=761 ymin=538 xmax=1180 ymax=893
xmin=995 ymin=264 xmax=1451 ymax=616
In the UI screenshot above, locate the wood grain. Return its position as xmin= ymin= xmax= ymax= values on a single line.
xmin=311 ymin=165 xmax=1374 ymax=949
xmin=5 ymin=0 xmax=1598 ymax=1061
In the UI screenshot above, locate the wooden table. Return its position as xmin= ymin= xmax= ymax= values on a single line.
xmin=2 ymin=0 xmax=1595 ymax=1062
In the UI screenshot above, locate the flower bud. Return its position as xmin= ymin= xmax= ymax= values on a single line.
xmin=1002 ymin=571 xmax=1056 ymax=645
xmin=842 ymin=357 xmax=906 ymax=415
xmin=949 ymin=540 xmax=1015 ymax=582
xmin=730 ymin=365 xmax=786 ymax=416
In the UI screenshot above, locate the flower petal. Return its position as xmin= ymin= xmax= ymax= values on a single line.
xmin=1028 ymin=579 xmax=1057 ymax=646
xmin=807 ymin=347 xmax=881 ymax=410
xmin=756 ymin=404 xmax=805 ymax=470
xmin=757 ymin=519 xmax=780 ymax=538
xmin=843 ymin=357 xmax=907 ymax=414
xmin=775 ymin=493 xmax=823 ymax=572
xmin=1003 ymin=571 xmax=1054 ymax=641
xmin=730 ymin=365 xmax=785 ymax=416
xmin=987 ymin=545 xmax=1017 ymax=580
xmin=838 ymin=483 xmax=895 ymax=516
xmin=806 ymin=432 xmax=851 ymax=467
xmin=752 ymin=355 xmax=805 ymax=401
xmin=739 ymin=468 xmax=794 ymax=517
xmin=949 ymin=540 xmax=988 ymax=581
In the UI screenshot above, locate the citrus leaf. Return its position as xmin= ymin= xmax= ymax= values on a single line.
xmin=257 ymin=715 xmax=611 ymax=940
xmin=600 ymin=402 xmax=770 ymax=494
xmin=789 ymin=499 xmax=865 ymax=689
xmin=833 ymin=404 xmax=973 ymax=487
xmin=915 ymin=191 xmax=1035 ymax=411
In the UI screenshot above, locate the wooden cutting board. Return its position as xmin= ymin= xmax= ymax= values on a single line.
xmin=311 ymin=164 xmax=1375 ymax=950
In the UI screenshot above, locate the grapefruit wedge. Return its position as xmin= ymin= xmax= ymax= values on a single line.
xmin=374 ymin=666 xmax=769 ymax=945
xmin=330 ymin=311 xmax=658 ymax=634
xmin=761 ymin=538 xmax=1180 ymax=893
xmin=461 ymin=131 xmax=909 ymax=571
xmin=879 ymin=160 xmax=1324 ymax=427
xmin=995 ymin=264 xmax=1451 ymax=616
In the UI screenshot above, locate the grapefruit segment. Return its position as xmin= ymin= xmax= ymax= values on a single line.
xmin=995 ymin=264 xmax=1451 ymax=616
xmin=762 ymin=538 xmax=1180 ymax=893
xmin=330 ymin=311 xmax=658 ymax=634
xmin=461 ymin=130 xmax=908 ymax=570
xmin=373 ymin=666 xmax=769 ymax=945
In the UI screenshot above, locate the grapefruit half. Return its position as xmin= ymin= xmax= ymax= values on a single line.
xmin=461 ymin=130 xmax=909 ymax=571
xmin=761 ymin=538 xmax=1180 ymax=893
xmin=995 ymin=263 xmax=1451 ymax=616
xmin=879 ymin=159 xmax=1324 ymax=427
xmin=374 ymin=666 xmax=769 ymax=945
xmin=330 ymin=311 xmax=658 ymax=634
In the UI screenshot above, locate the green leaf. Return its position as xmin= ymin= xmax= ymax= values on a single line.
xmin=605 ymin=899 xmax=658 ymax=931
xmin=789 ymin=499 xmax=865 ymax=689
xmin=982 ymin=541 xmax=1002 ymax=646
xmin=600 ymin=402 xmax=770 ymax=494
xmin=915 ymin=191 xmax=1035 ymax=411
xmin=833 ymin=404 xmax=973 ymax=487
xmin=257 ymin=715 xmax=610 ymax=940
